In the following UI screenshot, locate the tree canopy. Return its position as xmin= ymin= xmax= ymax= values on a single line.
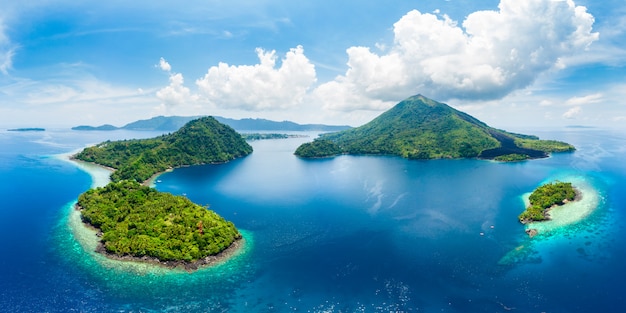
xmin=78 ymin=180 xmax=241 ymax=262
xmin=519 ymin=181 xmax=577 ymax=223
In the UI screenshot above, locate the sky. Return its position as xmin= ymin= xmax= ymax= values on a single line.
xmin=1 ymin=0 xmax=625 ymax=130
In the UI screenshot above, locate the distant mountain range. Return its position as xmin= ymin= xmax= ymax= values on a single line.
xmin=295 ymin=94 xmax=575 ymax=161
xmin=72 ymin=116 xmax=351 ymax=132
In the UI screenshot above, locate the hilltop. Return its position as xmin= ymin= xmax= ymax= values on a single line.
xmin=295 ymin=95 xmax=574 ymax=160
xmin=74 ymin=116 xmax=252 ymax=182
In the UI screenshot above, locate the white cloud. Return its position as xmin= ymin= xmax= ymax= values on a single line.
xmin=155 ymin=57 xmax=199 ymax=108
xmin=565 ymin=93 xmax=603 ymax=106
xmin=563 ymin=106 xmax=582 ymax=119
xmin=0 ymin=72 xmax=158 ymax=127
xmin=159 ymin=57 xmax=172 ymax=72
xmin=317 ymin=0 xmax=599 ymax=112
xmin=195 ymin=45 xmax=316 ymax=110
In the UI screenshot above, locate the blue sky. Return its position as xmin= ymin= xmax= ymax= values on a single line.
xmin=1 ymin=0 xmax=625 ymax=129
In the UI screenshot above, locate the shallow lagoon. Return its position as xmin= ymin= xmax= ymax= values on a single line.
xmin=1 ymin=128 xmax=625 ymax=312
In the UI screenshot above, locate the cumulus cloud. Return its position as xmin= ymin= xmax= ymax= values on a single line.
xmin=195 ymin=45 xmax=316 ymax=110
xmin=159 ymin=57 xmax=172 ymax=72
xmin=317 ymin=0 xmax=599 ymax=111
xmin=156 ymin=58 xmax=197 ymax=107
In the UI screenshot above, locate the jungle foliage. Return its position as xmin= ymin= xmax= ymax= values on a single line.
xmin=78 ymin=180 xmax=241 ymax=261
xmin=518 ymin=181 xmax=577 ymax=223
xmin=494 ymin=154 xmax=530 ymax=162
xmin=294 ymin=139 xmax=343 ymax=158
xmin=74 ymin=117 xmax=252 ymax=182
xmin=514 ymin=139 xmax=576 ymax=153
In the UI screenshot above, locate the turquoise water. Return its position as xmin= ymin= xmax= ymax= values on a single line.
xmin=0 ymin=128 xmax=625 ymax=312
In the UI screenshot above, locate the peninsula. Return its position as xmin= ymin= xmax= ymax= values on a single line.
xmin=294 ymin=95 xmax=574 ymax=160
xmin=73 ymin=116 xmax=251 ymax=269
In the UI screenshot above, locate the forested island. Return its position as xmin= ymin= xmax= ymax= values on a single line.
xmin=77 ymin=181 xmax=241 ymax=269
xmin=294 ymin=95 xmax=574 ymax=160
xmin=73 ymin=117 xmax=251 ymax=269
xmin=519 ymin=181 xmax=578 ymax=223
xmin=74 ymin=116 xmax=252 ymax=183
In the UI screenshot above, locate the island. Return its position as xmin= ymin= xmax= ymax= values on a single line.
xmin=74 ymin=116 xmax=253 ymax=183
xmin=77 ymin=181 xmax=241 ymax=270
xmin=241 ymin=133 xmax=309 ymax=141
xmin=72 ymin=116 xmax=251 ymax=270
xmin=8 ymin=127 xmax=45 ymax=132
xmin=519 ymin=181 xmax=579 ymax=237
xmin=294 ymin=94 xmax=575 ymax=160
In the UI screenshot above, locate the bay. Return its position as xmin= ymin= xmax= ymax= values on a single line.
xmin=0 ymin=127 xmax=625 ymax=312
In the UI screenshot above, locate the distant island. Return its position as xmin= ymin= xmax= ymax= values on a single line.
xmin=8 ymin=128 xmax=45 ymax=132
xmin=241 ymin=133 xmax=308 ymax=141
xmin=73 ymin=117 xmax=251 ymax=269
xmin=72 ymin=115 xmax=351 ymax=132
xmin=294 ymin=95 xmax=575 ymax=161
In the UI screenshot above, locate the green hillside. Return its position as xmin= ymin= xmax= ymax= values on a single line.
xmin=295 ymin=95 xmax=574 ymax=160
xmin=75 ymin=116 xmax=252 ymax=182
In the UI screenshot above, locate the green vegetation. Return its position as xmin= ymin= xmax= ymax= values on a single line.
xmin=78 ymin=180 xmax=241 ymax=261
xmin=494 ymin=154 xmax=529 ymax=162
xmin=294 ymin=139 xmax=343 ymax=158
xmin=294 ymin=94 xmax=575 ymax=160
xmin=75 ymin=117 xmax=252 ymax=183
xmin=519 ymin=181 xmax=577 ymax=223
xmin=515 ymin=138 xmax=576 ymax=153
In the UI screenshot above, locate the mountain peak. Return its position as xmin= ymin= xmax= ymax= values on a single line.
xmin=295 ymin=95 xmax=575 ymax=160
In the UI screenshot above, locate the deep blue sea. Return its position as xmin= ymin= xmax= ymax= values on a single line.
xmin=1 ymin=127 xmax=625 ymax=312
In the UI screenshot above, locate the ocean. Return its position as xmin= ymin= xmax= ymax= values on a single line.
xmin=0 ymin=127 xmax=625 ymax=312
